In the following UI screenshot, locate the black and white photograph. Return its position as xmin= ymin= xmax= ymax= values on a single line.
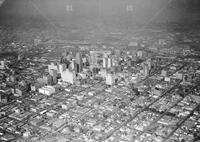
xmin=0 ymin=0 xmax=200 ymax=142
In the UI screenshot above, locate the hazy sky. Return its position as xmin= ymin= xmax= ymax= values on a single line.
xmin=0 ymin=0 xmax=172 ymax=20
xmin=0 ymin=0 xmax=200 ymax=29
xmin=0 ymin=0 xmax=4 ymax=6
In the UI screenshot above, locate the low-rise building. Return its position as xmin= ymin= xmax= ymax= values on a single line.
xmin=38 ymin=85 xmax=56 ymax=96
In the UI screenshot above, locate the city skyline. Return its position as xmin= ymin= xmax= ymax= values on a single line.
xmin=1 ymin=0 xmax=200 ymax=142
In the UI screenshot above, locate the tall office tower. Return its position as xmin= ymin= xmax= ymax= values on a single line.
xmin=147 ymin=59 xmax=152 ymax=70
xmin=49 ymin=69 xmax=58 ymax=84
xmin=103 ymin=57 xmax=108 ymax=68
xmin=74 ymin=63 xmax=79 ymax=74
xmin=89 ymin=52 xmax=97 ymax=67
xmin=116 ymin=50 xmax=121 ymax=65
xmin=82 ymin=57 xmax=87 ymax=66
xmin=70 ymin=60 xmax=76 ymax=70
xmin=61 ymin=55 xmax=71 ymax=68
xmin=143 ymin=64 xmax=149 ymax=77
xmin=107 ymin=57 xmax=112 ymax=68
xmin=112 ymin=57 xmax=115 ymax=67
xmin=76 ymin=52 xmax=83 ymax=73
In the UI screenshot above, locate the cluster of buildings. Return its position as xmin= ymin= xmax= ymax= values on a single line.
xmin=1 ymin=24 xmax=200 ymax=142
xmin=0 ymin=43 xmax=200 ymax=142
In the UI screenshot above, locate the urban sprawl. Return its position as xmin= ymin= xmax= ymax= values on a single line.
xmin=1 ymin=29 xmax=200 ymax=142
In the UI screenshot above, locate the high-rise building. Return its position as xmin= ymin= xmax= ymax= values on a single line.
xmin=49 ymin=69 xmax=58 ymax=84
xmin=82 ymin=57 xmax=87 ymax=66
xmin=112 ymin=56 xmax=119 ymax=67
xmin=61 ymin=69 xmax=75 ymax=84
xmin=143 ymin=64 xmax=149 ymax=77
xmin=106 ymin=73 xmax=115 ymax=86
xmin=115 ymin=50 xmax=121 ymax=66
xmin=90 ymin=52 xmax=98 ymax=67
xmin=76 ymin=52 xmax=83 ymax=73
xmin=107 ymin=57 xmax=112 ymax=68
xmin=74 ymin=63 xmax=79 ymax=74
xmin=90 ymin=51 xmax=112 ymax=67
xmin=70 ymin=60 xmax=76 ymax=70
xmin=147 ymin=59 xmax=152 ymax=70
xmin=0 ymin=60 xmax=6 ymax=69
xmin=103 ymin=57 xmax=108 ymax=68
